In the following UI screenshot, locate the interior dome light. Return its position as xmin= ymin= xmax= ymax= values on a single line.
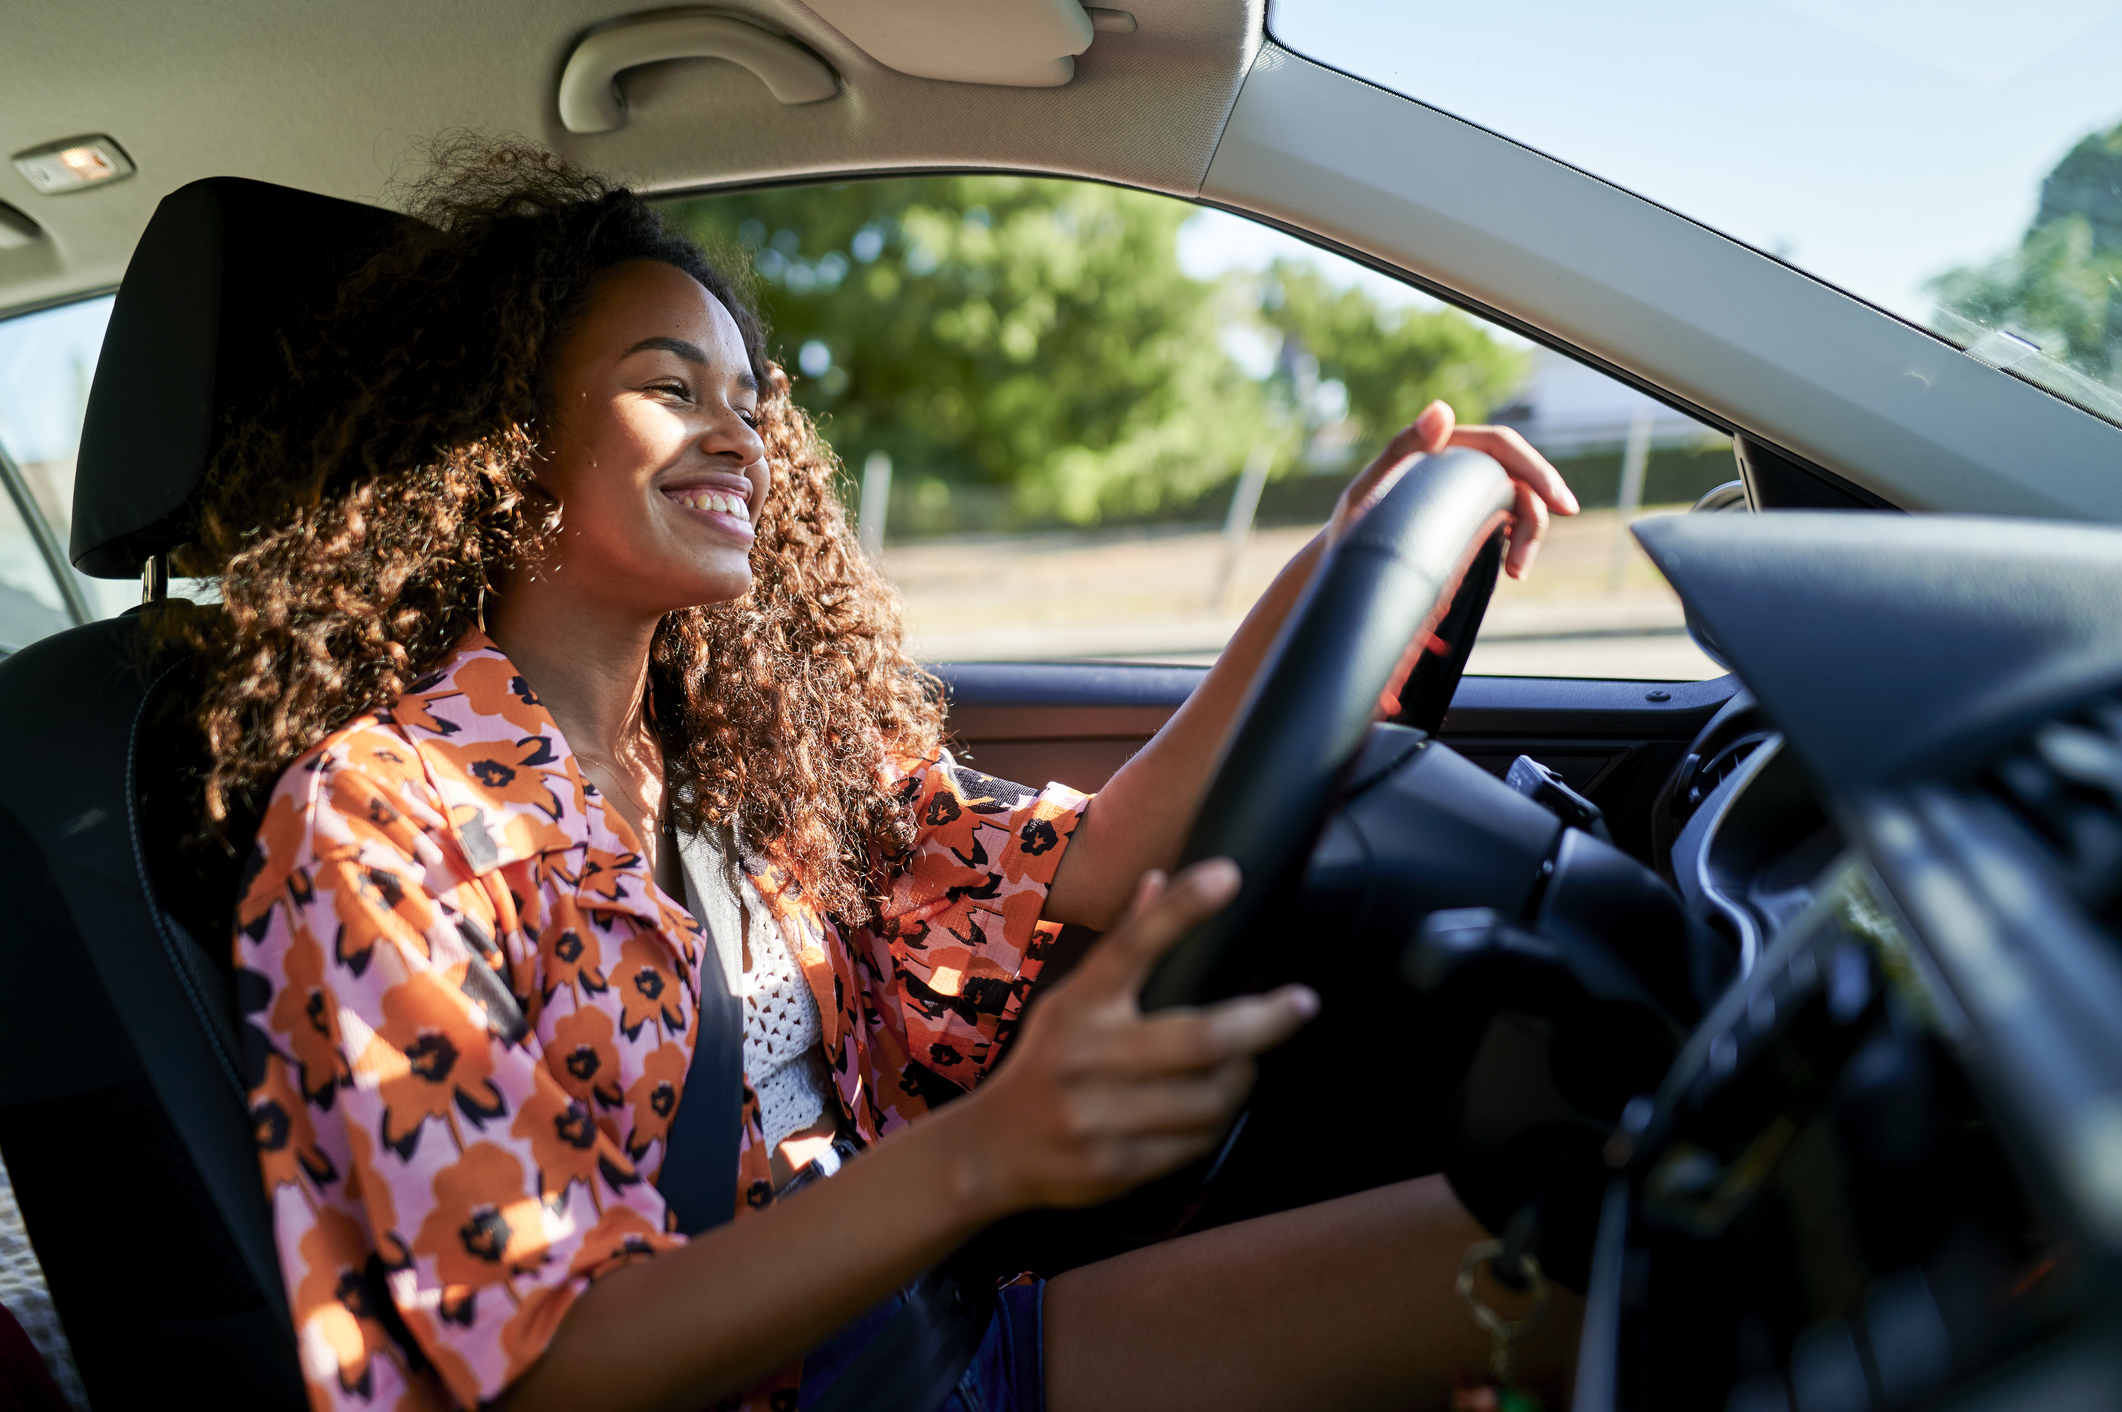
xmin=12 ymin=135 xmax=134 ymax=194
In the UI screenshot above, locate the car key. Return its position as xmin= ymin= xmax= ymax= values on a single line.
xmin=1453 ymin=1238 xmax=1552 ymax=1411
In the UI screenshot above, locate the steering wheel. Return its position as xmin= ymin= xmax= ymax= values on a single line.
xmin=976 ymin=448 xmax=1711 ymax=1283
xmin=1140 ymin=448 xmax=1519 ymax=1010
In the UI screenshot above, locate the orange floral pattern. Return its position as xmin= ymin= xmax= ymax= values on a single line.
xmin=238 ymin=635 xmax=1087 ymax=1410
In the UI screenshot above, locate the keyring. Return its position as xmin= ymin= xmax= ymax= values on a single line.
xmin=1457 ymin=1238 xmax=1552 ymax=1384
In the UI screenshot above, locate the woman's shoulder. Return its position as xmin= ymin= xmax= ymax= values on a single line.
xmin=260 ymin=635 xmax=509 ymax=823
xmin=273 ymin=706 xmax=430 ymax=801
xmin=251 ymin=708 xmax=443 ymax=870
xmin=246 ymin=633 xmax=582 ymax=893
xmin=896 ymin=747 xmax=1081 ymax=814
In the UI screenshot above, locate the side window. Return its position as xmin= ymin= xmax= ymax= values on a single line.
xmin=0 ymin=294 xmax=135 ymax=650
xmin=664 ymin=178 xmax=1727 ymax=680
xmin=0 ymin=485 xmax=75 ymax=650
xmin=1479 ymin=350 xmax=1734 ymax=680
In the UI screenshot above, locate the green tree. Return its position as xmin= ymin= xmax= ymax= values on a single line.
xmin=1929 ymin=121 xmax=2122 ymax=386
xmin=1255 ymin=259 xmax=1526 ymax=469
xmin=670 ymin=176 xmax=1266 ymax=524
xmin=665 ymin=176 xmax=1527 ymax=528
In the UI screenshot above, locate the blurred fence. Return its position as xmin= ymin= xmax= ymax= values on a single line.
xmin=856 ymin=434 xmax=1738 ymax=545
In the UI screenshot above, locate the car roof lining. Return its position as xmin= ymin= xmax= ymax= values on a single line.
xmin=14 ymin=0 xmax=2102 ymax=520
xmin=0 ymin=0 xmax=1261 ymax=314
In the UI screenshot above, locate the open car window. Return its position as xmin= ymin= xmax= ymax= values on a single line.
xmin=660 ymin=177 xmax=1726 ymax=679
xmin=1273 ymin=0 xmax=2122 ymax=430
xmin=5 ymin=180 xmax=1741 ymax=680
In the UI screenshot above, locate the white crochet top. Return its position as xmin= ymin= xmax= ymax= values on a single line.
xmin=736 ymin=874 xmax=835 ymax=1151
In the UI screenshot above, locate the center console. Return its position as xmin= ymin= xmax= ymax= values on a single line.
xmin=1576 ymin=698 xmax=2122 ymax=1410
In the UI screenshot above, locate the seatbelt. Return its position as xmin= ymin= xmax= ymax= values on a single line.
xmin=659 ymin=828 xmax=748 ymax=1234
xmin=657 ymin=829 xmax=994 ymax=1411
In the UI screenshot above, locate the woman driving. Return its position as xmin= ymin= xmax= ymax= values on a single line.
xmin=195 ymin=147 xmax=1582 ymax=1412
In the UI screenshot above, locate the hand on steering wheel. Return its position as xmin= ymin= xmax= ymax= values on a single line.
xmin=962 ymin=860 xmax=1316 ymax=1212
xmin=1328 ymin=401 xmax=1579 ymax=578
xmin=1141 ymin=446 xmax=1530 ymax=1010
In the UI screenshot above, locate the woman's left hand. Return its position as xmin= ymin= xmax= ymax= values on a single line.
xmin=1326 ymin=399 xmax=1579 ymax=579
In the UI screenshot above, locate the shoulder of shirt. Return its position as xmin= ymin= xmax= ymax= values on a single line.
xmin=270 ymin=711 xmax=440 ymax=837
xmin=886 ymin=746 xmax=953 ymax=787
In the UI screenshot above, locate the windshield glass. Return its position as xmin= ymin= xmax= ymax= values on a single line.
xmin=1270 ymin=0 xmax=2122 ymax=425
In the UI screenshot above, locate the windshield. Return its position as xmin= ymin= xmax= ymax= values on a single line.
xmin=1270 ymin=0 xmax=2122 ymax=426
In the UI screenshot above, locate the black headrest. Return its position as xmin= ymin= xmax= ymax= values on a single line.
xmin=71 ymin=178 xmax=425 ymax=578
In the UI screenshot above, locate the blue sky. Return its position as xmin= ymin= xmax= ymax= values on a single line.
xmin=1266 ymin=0 xmax=2122 ymax=333
xmin=1177 ymin=207 xmax=1443 ymax=311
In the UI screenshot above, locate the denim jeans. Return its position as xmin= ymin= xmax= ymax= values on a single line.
xmin=798 ymin=1278 xmax=1045 ymax=1412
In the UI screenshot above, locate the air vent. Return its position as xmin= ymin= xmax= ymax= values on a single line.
xmin=1672 ymin=732 xmax=1773 ymax=827
xmin=1982 ymin=696 xmax=2122 ymax=928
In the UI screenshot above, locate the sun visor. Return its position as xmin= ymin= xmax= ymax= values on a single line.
xmin=805 ymin=0 xmax=1102 ymax=87
xmin=1633 ymin=512 xmax=2122 ymax=793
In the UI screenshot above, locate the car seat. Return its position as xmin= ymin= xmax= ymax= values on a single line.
xmin=0 ymin=177 xmax=418 ymax=1408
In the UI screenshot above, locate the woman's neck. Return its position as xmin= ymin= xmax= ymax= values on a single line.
xmin=489 ymin=595 xmax=657 ymax=756
xmin=486 ymin=581 xmax=669 ymax=862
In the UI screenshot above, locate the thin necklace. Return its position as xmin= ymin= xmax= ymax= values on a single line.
xmin=582 ymin=756 xmax=658 ymax=825
xmin=577 ymin=733 xmax=665 ymax=855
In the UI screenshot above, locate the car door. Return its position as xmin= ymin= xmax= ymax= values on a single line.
xmin=941 ymin=664 xmax=1737 ymax=870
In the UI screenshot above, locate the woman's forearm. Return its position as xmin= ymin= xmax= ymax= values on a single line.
xmin=1045 ymin=533 xmax=1328 ymax=929
xmin=500 ymin=1099 xmax=1007 ymax=1412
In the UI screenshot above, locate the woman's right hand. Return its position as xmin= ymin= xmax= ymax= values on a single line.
xmin=953 ymin=859 xmax=1318 ymax=1214
xmin=507 ymin=861 xmax=1310 ymax=1412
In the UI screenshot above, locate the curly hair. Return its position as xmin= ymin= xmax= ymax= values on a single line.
xmin=176 ymin=141 xmax=943 ymax=922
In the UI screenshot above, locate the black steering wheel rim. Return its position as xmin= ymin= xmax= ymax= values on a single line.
xmin=1140 ymin=448 xmax=1519 ymax=1010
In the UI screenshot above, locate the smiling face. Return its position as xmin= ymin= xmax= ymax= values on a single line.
xmin=526 ymin=259 xmax=768 ymax=619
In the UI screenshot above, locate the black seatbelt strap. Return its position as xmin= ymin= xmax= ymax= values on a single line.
xmin=657 ymin=946 xmax=745 ymax=1234
xmin=659 ymin=826 xmax=752 ymax=1234
xmin=655 ymin=829 xmax=994 ymax=1410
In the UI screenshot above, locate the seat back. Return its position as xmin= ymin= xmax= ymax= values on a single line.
xmin=0 ymin=616 xmax=302 ymax=1405
xmin=0 ymin=177 xmax=421 ymax=1406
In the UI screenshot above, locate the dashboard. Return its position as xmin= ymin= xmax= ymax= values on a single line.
xmin=1569 ymin=512 xmax=2122 ymax=1410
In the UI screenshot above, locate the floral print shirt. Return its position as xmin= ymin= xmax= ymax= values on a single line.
xmin=237 ymin=635 xmax=1088 ymax=1410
